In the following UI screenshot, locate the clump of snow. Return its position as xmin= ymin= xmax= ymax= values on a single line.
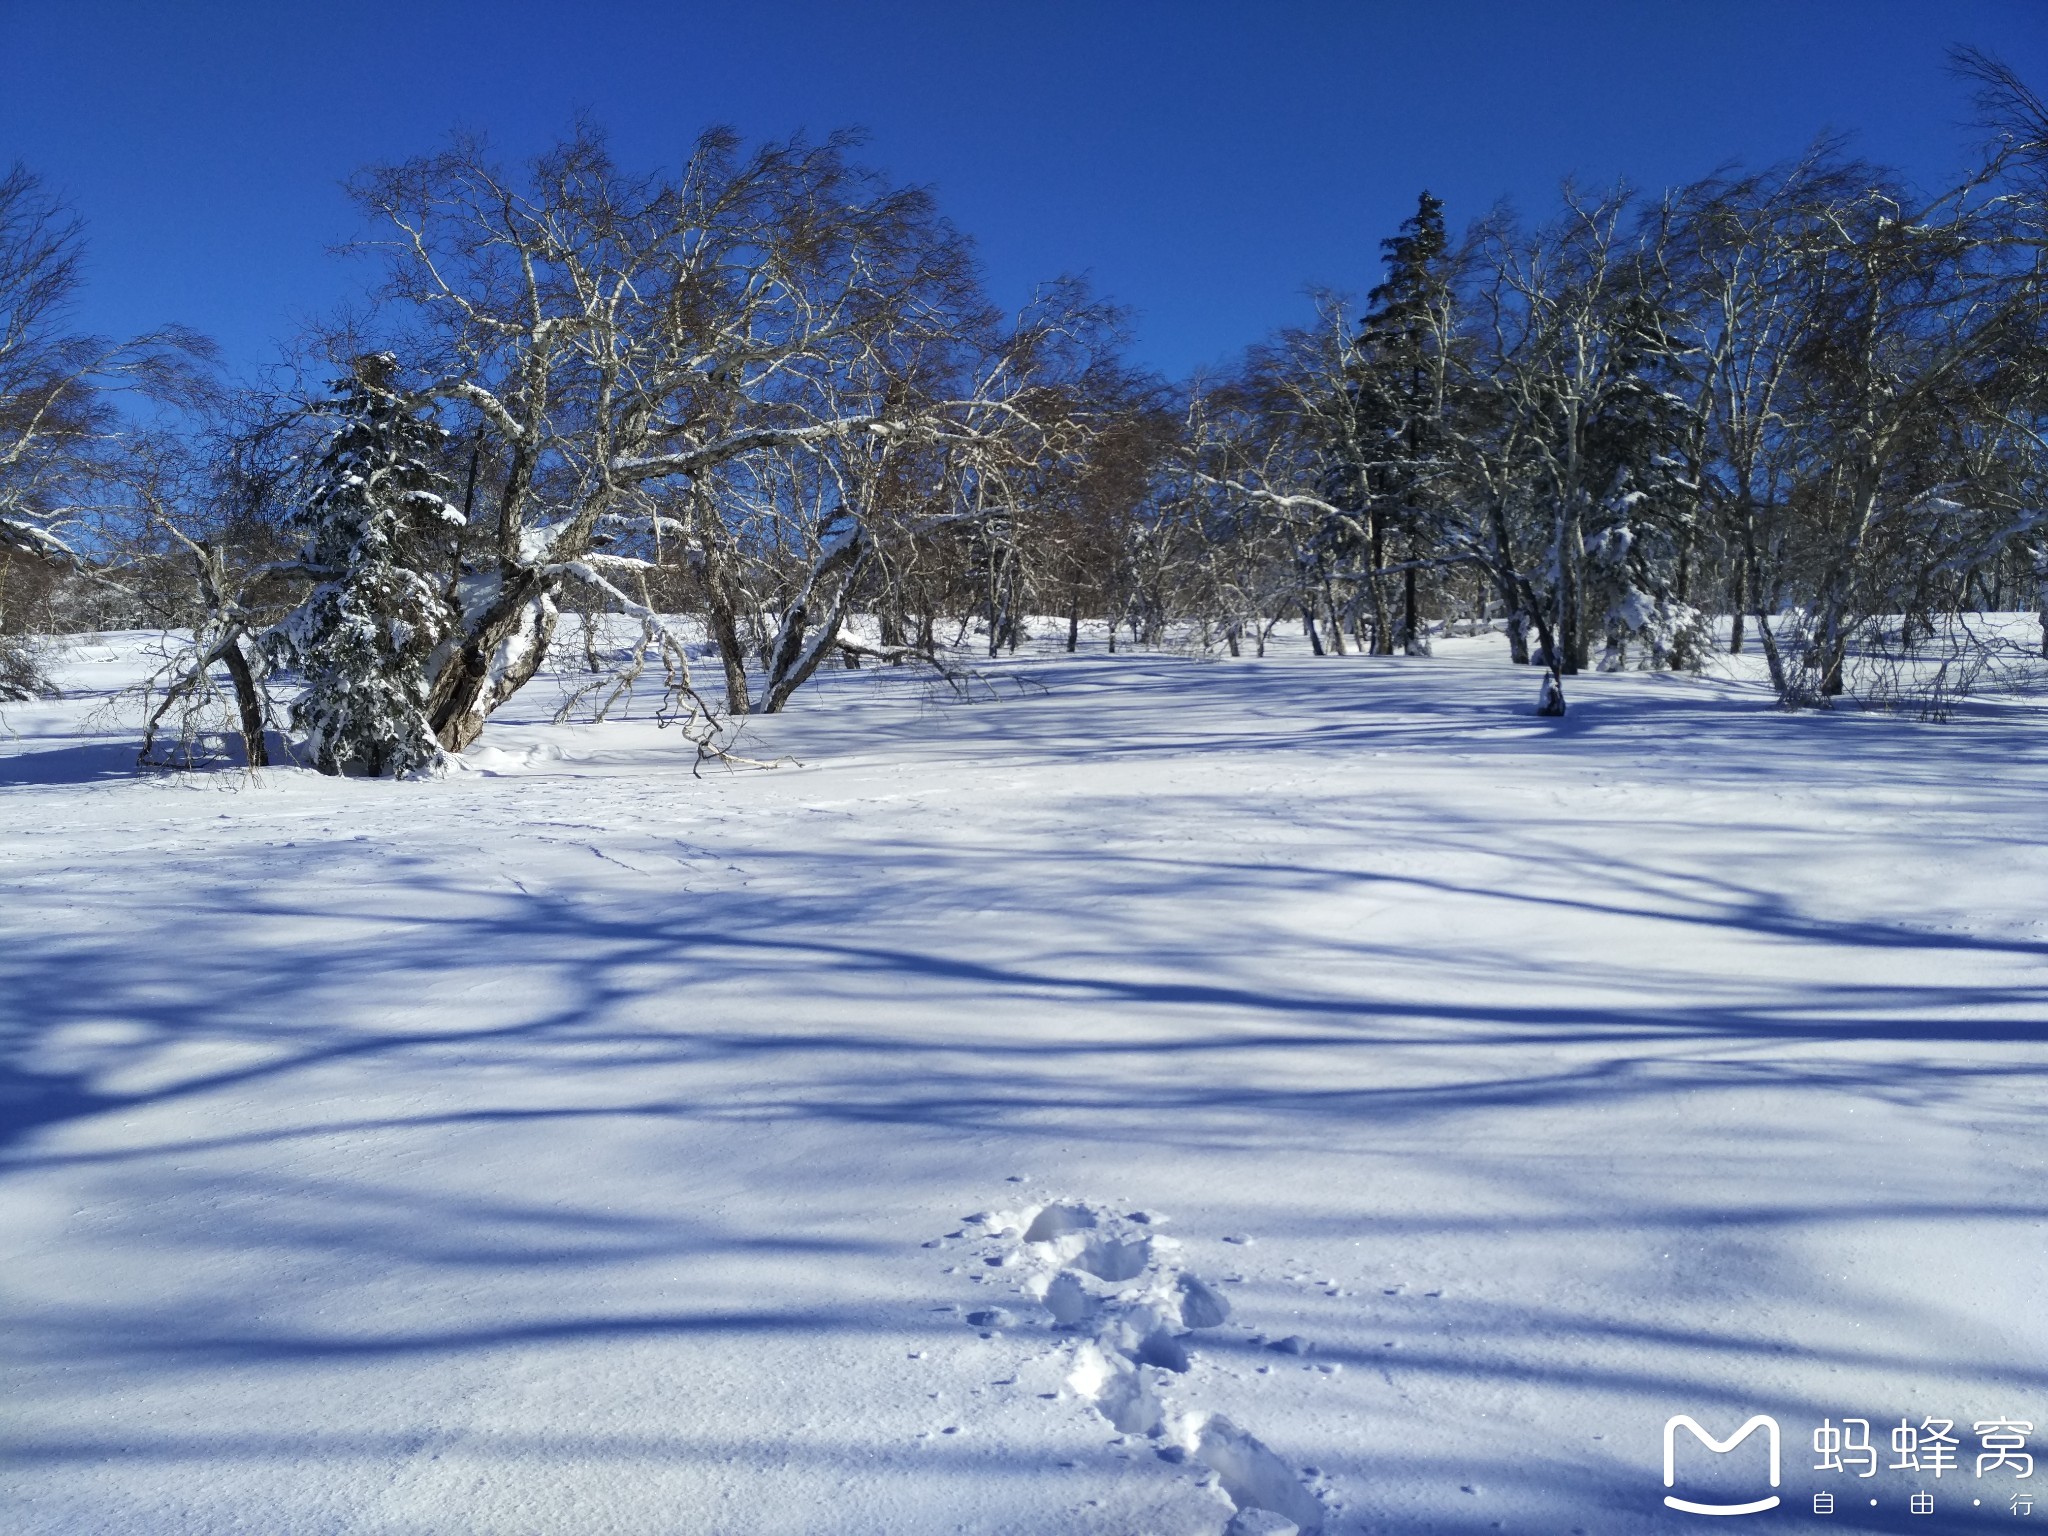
xmin=1020 ymin=1202 xmax=1097 ymax=1241
xmin=1178 ymin=1273 xmax=1232 ymax=1329
xmin=1187 ymin=1413 xmax=1327 ymax=1533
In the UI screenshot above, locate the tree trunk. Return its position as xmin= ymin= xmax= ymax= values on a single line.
xmin=1753 ymin=609 xmax=1790 ymax=700
xmin=1560 ymin=503 xmax=1588 ymax=674
xmin=1504 ymin=610 xmax=1530 ymax=666
xmin=428 ymin=568 xmax=558 ymax=753
xmin=760 ymin=534 xmax=868 ymax=713
xmin=701 ymin=566 xmax=753 ymax=713
xmin=219 ymin=635 xmax=269 ymax=768
xmin=1482 ymin=499 xmax=1531 ymax=664
xmin=1367 ymin=509 xmax=1394 ymax=654
xmin=879 ymin=606 xmax=908 ymax=666
xmin=1728 ymin=552 xmax=1746 ymax=654
xmin=1818 ymin=638 xmax=1847 ymax=698
xmin=1527 ymin=574 xmax=1567 ymax=716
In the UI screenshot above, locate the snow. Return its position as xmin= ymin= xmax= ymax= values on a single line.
xmin=4 ymin=627 xmax=2047 ymax=1533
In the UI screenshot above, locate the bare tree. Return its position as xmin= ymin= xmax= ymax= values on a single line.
xmin=323 ymin=128 xmax=1132 ymax=746
xmin=0 ymin=164 xmax=211 ymax=697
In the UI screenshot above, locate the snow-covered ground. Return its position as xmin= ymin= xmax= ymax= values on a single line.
xmin=4 ymin=630 xmax=2046 ymax=1534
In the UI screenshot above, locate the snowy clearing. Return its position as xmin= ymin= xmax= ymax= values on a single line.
xmin=4 ymin=633 xmax=2046 ymax=1534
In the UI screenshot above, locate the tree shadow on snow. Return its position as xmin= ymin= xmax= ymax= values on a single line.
xmin=4 ymin=652 xmax=2045 ymax=1533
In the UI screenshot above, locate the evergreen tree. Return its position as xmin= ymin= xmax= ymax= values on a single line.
xmin=262 ymin=354 xmax=461 ymax=776
xmin=1363 ymin=192 xmax=1450 ymax=367
xmin=1354 ymin=191 xmax=1455 ymax=654
xmin=1574 ymin=286 xmax=1706 ymax=672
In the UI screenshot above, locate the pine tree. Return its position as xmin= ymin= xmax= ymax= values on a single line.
xmin=262 ymin=354 xmax=461 ymax=776
xmin=1355 ymin=192 xmax=1455 ymax=654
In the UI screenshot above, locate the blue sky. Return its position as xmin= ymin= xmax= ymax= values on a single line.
xmin=4 ymin=1 xmax=2045 ymax=381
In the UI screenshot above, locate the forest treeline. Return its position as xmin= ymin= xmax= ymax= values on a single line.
xmin=7 ymin=53 xmax=2048 ymax=771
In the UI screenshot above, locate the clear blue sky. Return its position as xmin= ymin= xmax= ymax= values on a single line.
xmin=4 ymin=1 xmax=2045 ymax=382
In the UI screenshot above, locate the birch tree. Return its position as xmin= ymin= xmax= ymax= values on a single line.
xmin=0 ymin=164 xmax=210 ymax=697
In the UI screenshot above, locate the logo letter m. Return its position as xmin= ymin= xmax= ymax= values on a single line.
xmin=1663 ymin=1414 xmax=1782 ymax=1516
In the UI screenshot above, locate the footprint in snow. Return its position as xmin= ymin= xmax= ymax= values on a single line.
xmin=941 ymin=1197 xmax=1324 ymax=1534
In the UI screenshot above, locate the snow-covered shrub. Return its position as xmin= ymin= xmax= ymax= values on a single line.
xmin=1586 ymin=510 xmax=1709 ymax=673
xmin=0 ymin=632 xmax=53 ymax=701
